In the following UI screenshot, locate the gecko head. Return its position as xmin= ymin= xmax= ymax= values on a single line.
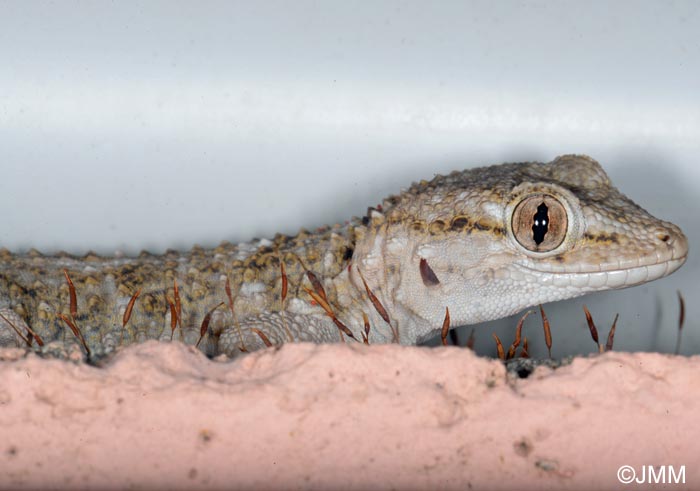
xmin=352 ymin=155 xmax=688 ymax=343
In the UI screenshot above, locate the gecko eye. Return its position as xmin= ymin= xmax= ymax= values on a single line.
xmin=512 ymin=194 xmax=568 ymax=252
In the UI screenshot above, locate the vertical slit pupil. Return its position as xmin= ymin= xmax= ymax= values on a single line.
xmin=532 ymin=202 xmax=549 ymax=245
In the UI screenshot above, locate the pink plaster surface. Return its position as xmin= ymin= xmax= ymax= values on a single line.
xmin=0 ymin=341 xmax=698 ymax=490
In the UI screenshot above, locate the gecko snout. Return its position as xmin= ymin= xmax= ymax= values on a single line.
xmin=655 ymin=224 xmax=688 ymax=262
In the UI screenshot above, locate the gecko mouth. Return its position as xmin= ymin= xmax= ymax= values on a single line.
xmin=517 ymin=229 xmax=688 ymax=290
xmin=517 ymin=255 xmax=687 ymax=290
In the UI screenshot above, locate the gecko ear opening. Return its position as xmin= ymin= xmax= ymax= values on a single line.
xmin=419 ymin=258 xmax=440 ymax=286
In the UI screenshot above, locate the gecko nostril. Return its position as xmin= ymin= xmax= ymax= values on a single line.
xmin=657 ymin=233 xmax=671 ymax=243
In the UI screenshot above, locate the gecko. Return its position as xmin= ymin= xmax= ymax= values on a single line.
xmin=0 ymin=155 xmax=688 ymax=360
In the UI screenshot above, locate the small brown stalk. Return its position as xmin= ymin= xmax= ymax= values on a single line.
xmin=120 ymin=288 xmax=141 ymax=344
xmin=173 ymin=279 xmax=182 ymax=330
xmin=675 ymin=291 xmax=685 ymax=355
xmin=356 ymin=266 xmax=398 ymax=342
xmin=303 ymin=287 xmax=355 ymax=340
xmin=306 ymin=270 xmax=327 ymax=302
xmin=166 ymin=296 xmax=178 ymax=341
xmin=251 ymin=328 xmax=273 ymax=347
xmin=520 ymin=337 xmax=530 ymax=358
xmin=539 ymin=304 xmax=552 ymax=358
xmin=280 ymin=261 xmax=288 ymax=302
xmin=122 ymin=289 xmax=142 ymax=329
xmin=29 ymin=330 xmax=44 ymax=347
xmin=507 ymin=310 xmax=533 ymax=359
xmin=0 ymin=310 xmax=31 ymax=346
xmin=440 ymin=307 xmax=450 ymax=346
xmin=582 ymin=305 xmax=602 ymax=353
xmin=196 ymin=302 xmax=225 ymax=348
xmin=225 ymin=276 xmax=235 ymax=315
xmin=225 ymin=276 xmax=247 ymax=352
xmin=63 ymin=269 xmax=78 ymax=319
xmin=362 ymin=312 xmax=370 ymax=345
xmin=58 ymin=313 xmax=90 ymax=357
xmin=492 ymin=333 xmax=505 ymax=360
xmin=278 ymin=261 xmax=293 ymax=342
xmin=605 ymin=314 xmax=619 ymax=352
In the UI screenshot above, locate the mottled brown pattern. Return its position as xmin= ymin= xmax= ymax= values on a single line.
xmin=0 ymin=225 xmax=356 ymax=358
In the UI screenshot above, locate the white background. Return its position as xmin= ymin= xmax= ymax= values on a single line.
xmin=1 ymin=1 xmax=698 ymax=356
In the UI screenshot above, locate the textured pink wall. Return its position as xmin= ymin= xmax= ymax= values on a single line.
xmin=1 ymin=342 xmax=697 ymax=490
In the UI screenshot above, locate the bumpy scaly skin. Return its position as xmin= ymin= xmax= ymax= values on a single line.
xmin=0 ymin=155 xmax=688 ymax=360
xmin=0 ymin=228 xmax=357 ymax=359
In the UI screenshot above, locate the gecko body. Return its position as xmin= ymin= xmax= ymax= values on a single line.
xmin=0 ymin=155 xmax=688 ymax=359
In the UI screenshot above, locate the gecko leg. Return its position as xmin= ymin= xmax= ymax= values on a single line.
xmin=215 ymin=311 xmax=344 ymax=357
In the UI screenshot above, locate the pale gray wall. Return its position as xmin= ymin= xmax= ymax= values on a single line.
xmin=1 ymin=1 xmax=697 ymax=356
